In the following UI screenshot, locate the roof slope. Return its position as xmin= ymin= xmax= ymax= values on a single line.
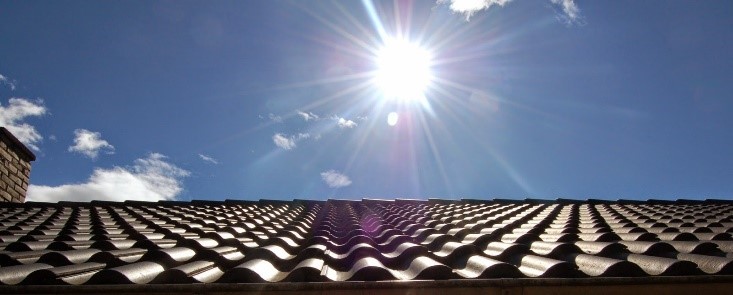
xmin=1 ymin=198 xmax=733 ymax=285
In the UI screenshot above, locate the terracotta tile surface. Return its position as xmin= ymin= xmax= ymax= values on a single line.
xmin=1 ymin=198 xmax=732 ymax=285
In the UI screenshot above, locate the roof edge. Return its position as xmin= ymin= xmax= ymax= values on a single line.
xmin=12 ymin=197 xmax=733 ymax=206
xmin=0 ymin=276 xmax=732 ymax=293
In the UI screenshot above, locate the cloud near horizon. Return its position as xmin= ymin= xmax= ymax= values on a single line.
xmin=0 ymin=98 xmax=47 ymax=151
xmin=27 ymin=153 xmax=190 ymax=202
xmin=68 ymin=129 xmax=115 ymax=159
xmin=320 ymin=170 xmax=352 ymax=188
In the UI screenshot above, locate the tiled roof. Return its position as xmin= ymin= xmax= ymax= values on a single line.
xmin=1 ymin=198 xmax=733 ymax=286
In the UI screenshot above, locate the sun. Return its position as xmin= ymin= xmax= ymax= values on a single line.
xmin=374 ymin=38 xmax=433 ymax=102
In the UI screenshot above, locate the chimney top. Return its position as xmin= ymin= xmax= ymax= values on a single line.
xmin=0 ymin=127 xmax=36 ymax=162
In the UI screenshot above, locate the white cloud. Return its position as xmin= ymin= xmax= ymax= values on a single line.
xmin=268 ymin=113 xmax=283 ymax=123
xmin=438 ymin=0 xmax=582 ymax=23
xmin=273 ymin=133 xmax=296 ymax=150
xmin=68 ymin=129 xmax=115 ymax=159
xmin=550 ymin=0 xmax=582 ymax=24
xmin=337 ymin=117 xmax=357 ymax=128
xmin=272 ymin=133 xmax=310 ymax=150
xmin=0 ymin=98 xmax=46 ymax=151
xmin=27 ymin=153 xmax=190 ymax=202
xmin=439 ymin=0 xmax=513 ymax=20
xmin=0 ymin=74 xmax=17 ymax=91
xmin=320 ymin=170 xmax=352 ymax=188
xmin=199 ymin=153 xmax=218 ymax=164
xmin=297 ymin=110 xmax=319 ymax=121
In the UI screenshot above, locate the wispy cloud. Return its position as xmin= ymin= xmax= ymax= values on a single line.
xmin=438 ymin=0 xmax=513 ymax=20
xmin=27 ymin=153 xmax=190 ymax=202
xmin=0 ymin=73 xmax=17 ymax=91
xmin=268 ymin=113 xmax=283 ymax=123
xmin=68 ymin=129 xmax=115 ymax=159
xmin=320 ymin=170 xmax=352 ymax=188
xmin=295 ymin=110 xmax=361 ymax=128
xmin=336 ymin=117 xmax=357 ymax=128
xmin=272 ymin=133 xmax=310 ymax=150
xmin=267 ymin=112 xmax=358 ymax=149
xmin=438 ymin=0 xmax=582 ymax=23
xmin=199 ymin=153 xmax=218 ymax=164
xmin=297 ymin=110 xmax=319 ymax=121
xmin=0 ymin=98 xmax=46 ymax=151
xmin=550 ymin=0 xmax=582 ymax=25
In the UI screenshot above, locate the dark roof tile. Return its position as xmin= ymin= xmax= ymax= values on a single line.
xmin=572 ymin=254 xmax=645 ymax=277
xmin=619 ymin=241 xmax=677 ymax=255
xmin=140 ymin=247 xmax=196 ymax=267
xmin=222 ymin=258 xmax=325 ymax=283
xmin=0 ymin=263 xmax=52 ymax=285
xmin=574 ymin=241 xmax=628 ymax=256
xmin=516 ymin=255 xmax=581 ymax=277
xmin=88 ymin=248 xmax=146 ymax=266
xmin=675 ymin=253 xmax=733 ymax=274
xmin=666 ymin=241 xmax=721 ymax=254
xmin=0 ymin=249 xmax=50 ymax=265
xmin=36 ymin=248 xmax=101 ymax=265
xmin=622 ymin=254 xmax=703 ymax=276
xmin=22 ymin=262 xmax=105 ymax=285
xmin=453 ymin=255 xmax=523 ymax=278
xmin=152 ymin=260 xmax=223 ymax=283
xmin=483 ymin=242 xmax=529 ymax=259
xmin=88 ymin=261 xmax=165 ymax=284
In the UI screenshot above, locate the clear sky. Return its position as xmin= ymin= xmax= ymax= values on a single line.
xmin=1 ymin=0 xmax=732 ymax=202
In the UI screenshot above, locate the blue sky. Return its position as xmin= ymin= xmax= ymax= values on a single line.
xmin=1 ymin=0 xmax=732 ymax=202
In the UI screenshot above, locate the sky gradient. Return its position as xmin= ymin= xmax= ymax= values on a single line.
xmin=1 ymin=0 xmax=732 ymax=202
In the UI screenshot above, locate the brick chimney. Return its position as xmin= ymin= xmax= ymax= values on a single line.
xmin=0 ymin=127 xmax=35 ymax=202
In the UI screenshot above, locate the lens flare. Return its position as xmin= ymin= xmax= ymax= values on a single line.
xmin=387 ymin=112 xmax=399 ymax=126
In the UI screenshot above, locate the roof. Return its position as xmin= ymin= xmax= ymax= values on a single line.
xmin=1 ymin=198 xmax=733 ymax=291
xmin=0 ymin=127 xmax=36 ymax=162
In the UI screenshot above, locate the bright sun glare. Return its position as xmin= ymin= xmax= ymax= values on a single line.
xmin=375 ymin=39 xmax=433 ymax=101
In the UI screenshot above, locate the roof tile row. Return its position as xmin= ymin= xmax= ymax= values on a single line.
xmin=1 ymin=199 xmax=733 ymax=284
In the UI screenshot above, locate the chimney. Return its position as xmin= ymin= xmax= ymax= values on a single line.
xmin=0 ymin=127 xmax=35 ymax=202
